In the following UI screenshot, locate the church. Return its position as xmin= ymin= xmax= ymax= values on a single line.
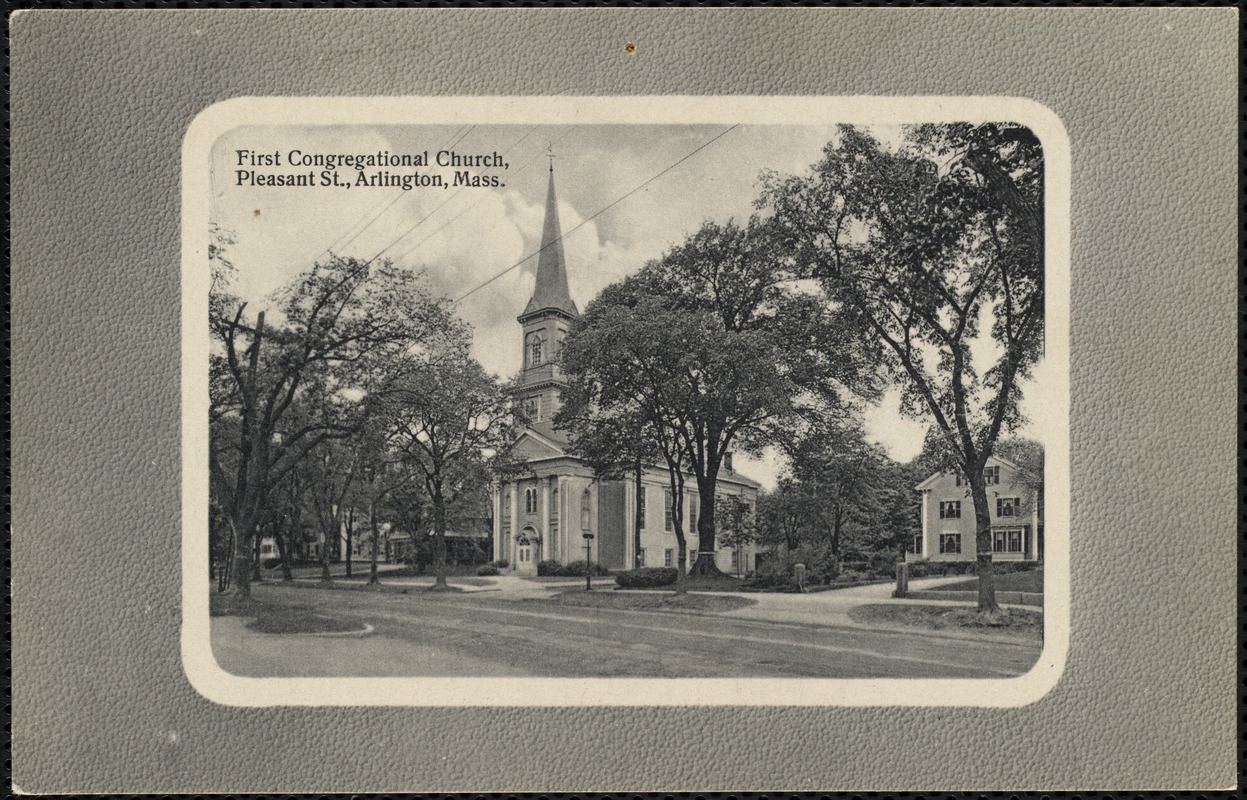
xmin=490 ymin=166 xmax=761 ymax=576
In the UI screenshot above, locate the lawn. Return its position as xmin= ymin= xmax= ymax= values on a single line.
xmin=210 ymin=591 xmax=369 ymax=634
xmin=539 ymin=589 xmax=756 ymax=614
xmin=849 ymin=603 xmax=1043 ymax=640
xmin=930 ymin=568 xmax=1043 ymax=594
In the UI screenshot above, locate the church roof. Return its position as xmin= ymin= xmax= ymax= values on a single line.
xmin=521 ymin=167 xmax=579 ymax=319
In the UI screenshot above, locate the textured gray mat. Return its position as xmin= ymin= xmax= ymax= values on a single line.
xmin=10 ymin=9 xmax=1236 ymax=792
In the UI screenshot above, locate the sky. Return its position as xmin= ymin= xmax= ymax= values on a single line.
xmin=210 ymin=122 xmax=1046 ymax=490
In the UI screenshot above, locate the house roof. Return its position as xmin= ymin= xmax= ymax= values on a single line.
xmin=915 ymin=454 xmax=1023 ymax=491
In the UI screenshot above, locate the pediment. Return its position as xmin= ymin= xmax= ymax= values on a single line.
xmin=514 ymin=429 xmax=566 ymax=460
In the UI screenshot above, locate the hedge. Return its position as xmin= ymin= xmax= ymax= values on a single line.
xmin=537 ymin=559 xmax=611 ymax=577
xmin=614 ymin=567 xmax=679 ymax=589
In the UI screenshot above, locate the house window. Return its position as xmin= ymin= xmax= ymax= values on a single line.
xmin=551 ymin=487 xmax=559 ymax=519
xmin=525 ymin=488 xmax=538 ymax=514
xmin=939 ymin=500 xmax=961 ymax=519
xmin=731 ymin=549 xmax=740 ymax=571
xmin=638 ymin=548 xmax=646 ymax=567
xmin=523 ymin=394 xmax=542 ymax=423
xmin=912 ymin=534 xmax=923 ymax=554
xmin=939 ymin=533 xmax=962 ymax=554
xmin=996 ymin=496 xmax=1020 ymax=517
xmin=954 ymin=472 xmax=963 ymax=487
xmin=502 ymin=489 xmax=511 ymax=520
xmin=637 ymin=486 xmax=646 ymax=529
xmin=993 ymin=528 xmax=1025 ymax=554
xmin=664 ymin=489 xmax=673 ymax=531
xmin=664 ymin=548 xmax=674 ymax=567
xmin=260 ymin=542 xmax=275 ymax=556
xmin=984 ymin=466 xmax=1001 ymax=485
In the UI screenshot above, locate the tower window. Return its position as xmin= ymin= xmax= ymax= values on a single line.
xmin=523 ymin=395 xmax=542 ymax=423
xmin=527 ymin=332 xmax=545 ymax=368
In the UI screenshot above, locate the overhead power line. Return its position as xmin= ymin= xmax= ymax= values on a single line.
xmin=392 ymin=126 xmax=569 ymax=265
xmin=454 ymin=123 xmax=741 ymax=305
xmin=364 ymin=124 xmax=542 ymax=264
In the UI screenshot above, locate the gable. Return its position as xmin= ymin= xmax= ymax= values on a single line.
xmin=513 ymin=429 xmax=567 ymax=461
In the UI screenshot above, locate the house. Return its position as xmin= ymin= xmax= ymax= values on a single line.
xmin=491 ymin=165 xmax=760 ymax=577
xmin=909 ymin=455 xmax=1043 ymax=563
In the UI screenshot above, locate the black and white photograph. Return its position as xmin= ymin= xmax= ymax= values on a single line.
xmin=187 ymin=97 xmax=1069 ymax=704
xmin=14 ymin=9 xmax=1235 ymax=792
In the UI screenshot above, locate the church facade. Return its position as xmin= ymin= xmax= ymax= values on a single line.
xmin=490 ymin=168 xmax=761 ymax=576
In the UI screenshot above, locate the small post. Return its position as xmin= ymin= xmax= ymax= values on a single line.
xmin=895 ymin=561 xmax=909 ymax=597
xmin=794 ymin=562 xmax=806 ymax=594
xmin=582 ymin=532 xmax=595 ymax=591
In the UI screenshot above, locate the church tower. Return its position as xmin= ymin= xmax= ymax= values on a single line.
xmin=515 ymin=164 xmax=579 ymax=440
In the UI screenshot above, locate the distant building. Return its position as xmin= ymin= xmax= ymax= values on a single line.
xmin=491 ymin=165 xmax=760 ymax=576
xmin=909 ymin=455 xmax=1043 ymax=563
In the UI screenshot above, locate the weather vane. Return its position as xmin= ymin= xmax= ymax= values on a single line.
xmin=547 ymin=141 xmax=555 ymax=172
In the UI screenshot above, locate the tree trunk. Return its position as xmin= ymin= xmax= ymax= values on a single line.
xmin=688 ymin=478 xmax=722 ymax=577
xmin=345 ymin=506 xmax=355 ymax=578
xmin=432 ymin=489 xmax=448 ymax=589
xmin=367 ymin=501 xmax=381 ymax=586
xmin=968 ymin=476 xmax=999 ymax=612
xmin=251 ymin=533 xmax=263 ymax=582
xmin=319 ymin=527 xmax=332 ymax=582
xmin=273 ymin=522 xmax=293 ymax=581
xmin=230 ymin=516 xmax=254 ymax=599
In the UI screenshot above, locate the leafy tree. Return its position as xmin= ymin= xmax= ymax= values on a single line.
xmin=556 ymin=300 xmax=701 ymax=589
xmin=715 ymin=495 xmax=757 ymax=577
xmin=208 ymin=237 xmax=454 ymax=597
xmin=386 ymin=335 xmax=519 ymax=589
xmin=763 ymin=123 xmax=1044 ymax=611
xmin=560 ymin=218 xmax=878 ymax=577
xmin=756 ymin=479 xmax=818 ymax=553
xmin=782 ymin=422 xmax=889 ymax=561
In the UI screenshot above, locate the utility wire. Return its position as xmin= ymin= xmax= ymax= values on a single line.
xmin=364 ymin=124 xmax=542 ymax=264
xmin=318 ymin=125 xmax=469 ymax=257
xmin=392 ymin=125 xmax=565 ymax=265
xmin=454 ymin=123 xmax=741 ymax=304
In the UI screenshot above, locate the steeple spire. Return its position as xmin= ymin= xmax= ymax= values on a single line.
xmin=520 ymin=164 xmax=578 ymax=320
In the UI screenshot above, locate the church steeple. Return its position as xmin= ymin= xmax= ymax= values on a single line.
xmin=520 ymin=165 xmax=579 ymax=320
xmin=515 ymin=163 xmax=577 ymax=442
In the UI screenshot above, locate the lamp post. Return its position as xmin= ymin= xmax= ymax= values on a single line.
xmin=582 ymin=532 xmax=595 ymax=591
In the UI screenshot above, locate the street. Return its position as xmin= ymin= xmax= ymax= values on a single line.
xmin=210 ymin=582 xmax=1042 ymax=679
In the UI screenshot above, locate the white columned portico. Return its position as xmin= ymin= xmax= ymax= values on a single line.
xmin=556 ymin=476 xmax=567 ymax=562
xmin=541 ymin=476 xmax=552 ymax=563
xmin=509 ymin=482 xmax=520 ymax=568
xmin=492 ymin=483 xmax=502 ymax=563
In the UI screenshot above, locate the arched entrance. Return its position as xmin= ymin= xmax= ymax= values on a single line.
xmin=515 ymin=526 xmax=540 ymax=575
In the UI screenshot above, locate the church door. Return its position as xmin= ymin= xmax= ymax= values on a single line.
xmin=515 ymin=530 xmax=537 ymax=575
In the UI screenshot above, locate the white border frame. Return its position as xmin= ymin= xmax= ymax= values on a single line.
xmin=182 ymin=95 xmax=1071 ymax=708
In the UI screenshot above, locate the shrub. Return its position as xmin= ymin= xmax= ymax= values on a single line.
xmin=614 ymin=567 xmax=678 ymax=589
xmin=476 ymin=564 xmax=500 ymax=576
xmin=741 ymin=572 xmax=801 ymax=593
xmin=490 ymin=559 xmax=509 ymax=569
xmin=261 ymin=557 xmax=284 ymax=570
xmin=869 ymin=552 xmax=900 ymax=577
xmin=538 ymin=559 xmax=610 ymax=577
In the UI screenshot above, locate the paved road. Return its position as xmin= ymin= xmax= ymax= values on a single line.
xmin=211 ymin=584 xmax=1041 ymax=679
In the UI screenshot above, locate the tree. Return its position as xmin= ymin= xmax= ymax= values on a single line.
xmin=386 ymin=336 xmax=519 ymax=590
xmin=208 ymin=237 xmax=454 ymax=598
xmin=556 ymin=300 xmax=702 ymax=590
xmin=756 ymin=480 xmax=818 ymax=553
xmin=560 ymin=218 xmax=878 ymax=577
xmin=782 ymin=422 xmax=889 ymax=561
xmin=763 ymin=123 xmax=1044 ymax=611
xmin=715 ymin=495 xmax=757 ymax=578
